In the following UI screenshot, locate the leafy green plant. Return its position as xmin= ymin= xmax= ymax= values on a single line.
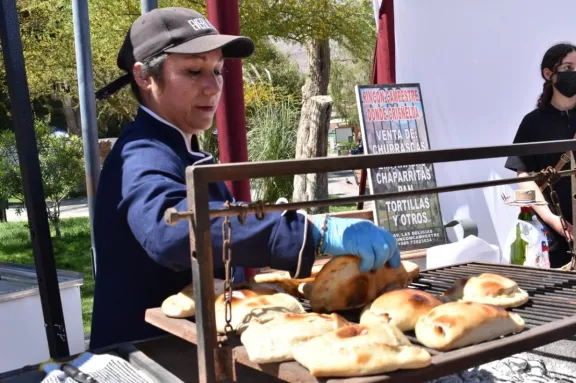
xmin=340 ymin=141 xmax=357 ymax=151
xmin=247 ymin=99 xmax=300 ymax=202
xmin=243 ymin=64 xmax=302 ymax=118
xmin=0 ymin=119 xmax=85 ymax=236
xmin=198 ymin=123 xmax=219 ymax=162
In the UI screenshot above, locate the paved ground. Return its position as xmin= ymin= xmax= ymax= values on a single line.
xmin=328 ymin=168 xmax=374 ymax=210
xmin=5 ymin=197 xmax=89 ymax=222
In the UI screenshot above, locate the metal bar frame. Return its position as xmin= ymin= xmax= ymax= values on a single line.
xmin=0 ymin=0 xmax=70 ymax=358
xmin=167 ymin=169 xmax=572 ymax=223
xmin=183 ymin=138 xmax=576 ymax=382
xmin=71 ymin=0 xmax=101 ymax=278
xmin=141 ymin=0 xmax=158 ymax=14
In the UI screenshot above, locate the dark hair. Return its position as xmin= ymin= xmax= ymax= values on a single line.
xmin=537 ymin=43 xmax=576 ymax=108
xmin=129 ymin=53 xmax=168 ymax=104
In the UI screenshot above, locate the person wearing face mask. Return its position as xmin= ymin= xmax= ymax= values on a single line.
xmin=89 ymin=7 xmax=401 ymax=350
xmin=505 ymin=43 xmax=576 ymax=268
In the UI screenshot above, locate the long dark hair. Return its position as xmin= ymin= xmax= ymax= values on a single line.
xmin=537 ymin=43 xmax=576 ymax=108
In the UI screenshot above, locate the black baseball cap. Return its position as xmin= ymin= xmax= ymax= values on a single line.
xmin=96 ymin=7 xmax=255 ymax=100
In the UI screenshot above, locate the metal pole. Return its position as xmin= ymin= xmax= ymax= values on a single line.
xmin=206 ymin=0 xmax=252 ymax=202
xmin=206 ymin=0 xmax=259 ymax=281
xmin=0 ymin=0 xmax=70 ymax=358
xmin=167 ymin=169 xmax=575 ymax=224
xmin=140 ymin=0 xmax=158 ymax=14
xmin=188 ymin=176 xmax=218 ymax=383
xmin=72 ymin=0 xmax=100 ymax=278
xmin=194 ymin=139 xmax=576 ymax=183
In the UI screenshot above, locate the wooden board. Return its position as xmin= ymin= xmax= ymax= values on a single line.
xmin=145 ymin=308 xmax=576 ymax=383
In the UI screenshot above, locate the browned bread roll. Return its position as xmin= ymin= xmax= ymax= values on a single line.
xmin=292 ymin=323 xmax=432 ymax=377
xmin=414 ymin=301 xmax=525 ymax=351
xmin=442 ymin=273 xmax=529 ymax=308
xmin=360 ymin=289 xmax=442 ymax=332
xmin=309 ymin=256 xmax=420 ymax=313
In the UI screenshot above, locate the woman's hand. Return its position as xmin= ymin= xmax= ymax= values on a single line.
xmin=545 ymin=214 xmax=574 ymax=241
xmin=311 ymin=216 xmax=401 ymax=273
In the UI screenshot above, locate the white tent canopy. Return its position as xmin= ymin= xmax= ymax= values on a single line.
xmin=390 ymin=0 xmax=576 ymax=250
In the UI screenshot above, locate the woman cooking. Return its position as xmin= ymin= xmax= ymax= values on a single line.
xmin=505 ymin=42 xmax=576 ymax=268
xmin=90 ymin=7 xmax=401 ymax=349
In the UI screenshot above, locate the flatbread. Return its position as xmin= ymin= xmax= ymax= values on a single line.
xmin=240 ymin=312 xmax=350 ymax=363
xmin=414 ymin=301 xmax=525 ymax=351
xmin=360 ymin=289 xmax=442 ymax=332
xmin=309 ymin=256 xmax=420 ymax=313
xmin=160 ymin=282 xmax=281 ymax=319
xmin=442 ymin=273 xmax=529 ymax=308
xmin=161 ymin=280 xmax=226 ymax=318
xmin=292 ymin=323 xmax=431 ymax=377
xmin=215 ymin=291 xmax=305 ymax=334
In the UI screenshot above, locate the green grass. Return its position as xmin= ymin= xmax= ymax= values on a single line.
xmin=0 ymin=217 xmax=93 ymax=334
xmin=329 ymin=194 xmax=357 ymax=213
xmin=0 ymin=196 xmax=355 ymax=337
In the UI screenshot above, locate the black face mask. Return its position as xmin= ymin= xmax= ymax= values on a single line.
xmin=554 ymin=71 xmax=576 ymax=98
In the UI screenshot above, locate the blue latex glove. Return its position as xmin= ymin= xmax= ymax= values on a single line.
xmin=311 ymin=216 xmax=401 ymax=273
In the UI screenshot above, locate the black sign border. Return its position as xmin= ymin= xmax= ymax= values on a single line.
xmin=354 ymin=82 xmax=448 ymax=251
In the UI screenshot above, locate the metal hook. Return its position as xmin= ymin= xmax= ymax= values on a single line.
xmin=254 ymin=200 xmax=266 ymax=221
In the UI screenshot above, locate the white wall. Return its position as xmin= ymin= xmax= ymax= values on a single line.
xmin=394 ymin=0 xmax=576 ymax=250
xmin=335 ymin=127 xmax=353 ymax=144
xmin=0 ymin=286 xmax=85 ymax=373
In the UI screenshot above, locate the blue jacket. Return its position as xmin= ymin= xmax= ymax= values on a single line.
xmin=89 ymin=107 xmax=315 ymax=349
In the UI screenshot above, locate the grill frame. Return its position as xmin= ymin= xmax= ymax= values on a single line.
xmin=161 ymin=141 xmax=576 ymax=382
xmin=145 ymin=261 xmax=576 ymax=383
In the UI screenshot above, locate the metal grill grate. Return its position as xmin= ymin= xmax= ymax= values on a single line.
xmin=411 ymin=263 xmax=576 ymax=329
xmin=299 ymin=262 xmax=576 ymax=355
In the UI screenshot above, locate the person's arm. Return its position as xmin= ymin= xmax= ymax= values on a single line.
xmin=505 ymin=116 xmax=574 ymax=239
xmin=118 ymin=139 xmax=316 ymax=278
xmin=517 ymin=171 xmax=574 ymax=239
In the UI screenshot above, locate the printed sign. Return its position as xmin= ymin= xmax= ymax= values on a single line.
xmin=355 ymin=83 xmax=447 ymax=251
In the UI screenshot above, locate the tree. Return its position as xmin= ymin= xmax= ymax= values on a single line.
xmin=8 ymin=0 xmax=203 ymax=137
xmin=0 ymin=119 xmax=85 ymax=237
xmin=329 ymin=54 xmax=373 ymax=130
xmin=244 ymin=39 xmax=305 ymax=106
xmin=2 ymin=1 xmax=376 ymax=212
xmin=239 ymin=0 xmax=376 ymax=209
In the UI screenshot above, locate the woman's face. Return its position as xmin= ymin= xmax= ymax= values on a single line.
xmin=544 ymin=51 xmax=576 ymax=82
xmin=137 ymin=49 xmax=224 ymax=135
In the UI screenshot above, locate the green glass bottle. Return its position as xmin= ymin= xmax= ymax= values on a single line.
xmin=510 ymin=207 xmax=532 ymax=265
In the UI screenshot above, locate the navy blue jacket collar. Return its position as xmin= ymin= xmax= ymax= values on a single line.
xmin=136 ymin=105 xmax=214 ymax=165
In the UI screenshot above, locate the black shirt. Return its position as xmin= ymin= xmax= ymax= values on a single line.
xmin=505 ymin=104 xmax=576 ymax=267
xmin=505 ymin=104 xmax=576 ymax=222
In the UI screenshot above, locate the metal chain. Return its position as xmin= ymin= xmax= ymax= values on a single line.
xmin=219 ymin=200 xmax=266 ymax=335
xmin=221 ymin=212 xmax=234 ymax=334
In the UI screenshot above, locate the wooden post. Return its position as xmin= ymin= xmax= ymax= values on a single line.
xmin=0 ymin=199 xmax=7 ymax=222
xmin=292 ymin=95 xmax=333 ymax=214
